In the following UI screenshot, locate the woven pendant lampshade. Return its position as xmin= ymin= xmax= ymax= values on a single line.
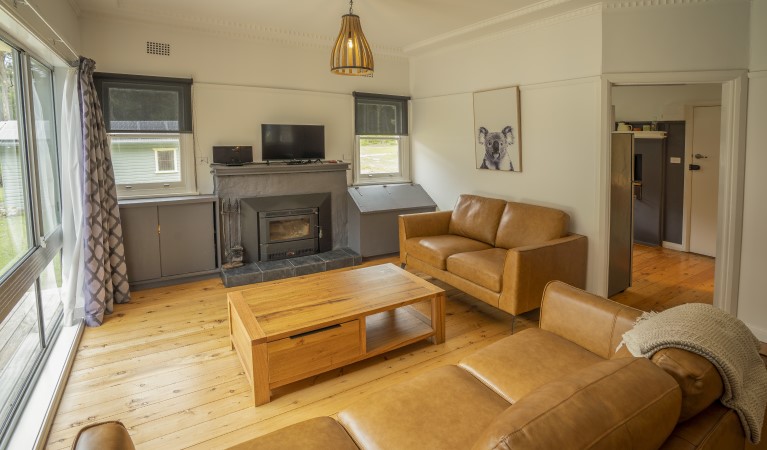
xmin=330 ymin=0 xmax=374 ymax=76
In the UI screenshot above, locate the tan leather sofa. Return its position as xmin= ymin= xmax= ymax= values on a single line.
xmin=72 ymin=282 xmax=750 ymax=450
xmin=237 ymin=282 xmax=751 ymax=449
xmin=399 ymin=194 xmax=588 ymax=317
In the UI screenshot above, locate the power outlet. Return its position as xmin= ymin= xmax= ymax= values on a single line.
xmin=198 ymin=157 xmax=209 ymax=164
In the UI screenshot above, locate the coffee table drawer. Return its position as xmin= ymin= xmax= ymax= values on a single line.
xmin=267 ymin=320 xmax=361 ymax=385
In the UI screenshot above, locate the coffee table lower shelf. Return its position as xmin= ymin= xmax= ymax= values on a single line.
xmin=228 ymin=292 xmax=445 ymax=406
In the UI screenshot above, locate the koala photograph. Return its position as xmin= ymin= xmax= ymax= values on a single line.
xmin=473 ymin=86 xmax=521 ymax=172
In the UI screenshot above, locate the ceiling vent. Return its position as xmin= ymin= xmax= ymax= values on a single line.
xmin=146 ymin=41 xmax=170 ymax=56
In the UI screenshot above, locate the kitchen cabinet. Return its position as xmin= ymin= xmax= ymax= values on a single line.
xmin=119 ymin=196 xmax=217 ymax=287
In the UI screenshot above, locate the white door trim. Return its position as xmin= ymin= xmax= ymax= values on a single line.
xmin=601 ymin=71 xmax=748 ymax=316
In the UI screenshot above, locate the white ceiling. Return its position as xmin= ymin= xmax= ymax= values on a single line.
xmin=71 ymin=0 xmax=579 ymax=54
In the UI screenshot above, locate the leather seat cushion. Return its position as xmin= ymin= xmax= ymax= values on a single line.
xmin=495 ymin=202 xmax=569 ymax=249
xmin=448 ymin=194 xmax=507 ymax=245
xmin=459 ymin=328 xmax=603 ymax=403
xmin=227 ymin=417 xmax=358 ymax=450
xmin=446 ymin=248 xmax=507 ymax=292
xmin=472 ymin=358 xmax=682 ymax=450
xmin=659 ymin=402 xmax=746 ymax=450
xmin=72 ymin=421 xmax=135 ymax=450
xmin=338 ymin=365 xmax=510 ymax=450
xmin=405 ymin=235 xmax=491 ymax=270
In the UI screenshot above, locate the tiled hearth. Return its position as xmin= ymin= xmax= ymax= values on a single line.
xmin=220 ymin=248 xmax=361 ymax=287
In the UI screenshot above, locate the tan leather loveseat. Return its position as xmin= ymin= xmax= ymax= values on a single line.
xmin=399 ymin=194 xmax=588 ymax=317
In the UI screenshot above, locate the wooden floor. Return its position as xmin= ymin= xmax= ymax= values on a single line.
xmin=610 ymin=244 xmax=716 ymax=311
xmin=47 ymin=247 xmax=715 ymax=449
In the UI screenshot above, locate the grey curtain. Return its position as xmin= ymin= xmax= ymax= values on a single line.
xmin=78 ymin=57 xmax=131 ymax=326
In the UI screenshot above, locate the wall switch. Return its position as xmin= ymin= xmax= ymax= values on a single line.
xmin=670 ymin=157 xmax=682 ymax=164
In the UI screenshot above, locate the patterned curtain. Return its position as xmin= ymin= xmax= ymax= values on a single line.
xmin=78 ymin=57 xmax=131 ymax=326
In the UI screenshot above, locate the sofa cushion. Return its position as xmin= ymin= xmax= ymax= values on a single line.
xmin=659 ymin=402 xmax=745 ymax=450
xmin=448 ymin=194 xmax=507 ymax=246
xmin=651 ymin=348 xmax=724 ymax=422
xmin=495 ymin=202 xmax=569 ymax=249
xmin=446 ymin=248 xmax=507 ymax=292
xmin=459 ymin=328 xmax=603 ymax=403
xmin=72 ymin=421 xmax=135 ymax=450
xmin=471 ymin=358 xmax=681 ymax=450
xmin=227 ymin=417 xmax=359 ymax=450
xmin=338 ymin=365 xmax=509 ymax=450
xmin=405 ymin=235 xmax=491 ymax=270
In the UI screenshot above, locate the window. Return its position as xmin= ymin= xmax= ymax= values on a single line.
xmin=0 ymin=40 xmax=63 ymax=445
xmin=353 ymin=92 xmax=410 ymax=184
xmin=94 ymin=73 xmax=195 ymax=197
xmin=154 ymin=148 xmax=177 ymax=173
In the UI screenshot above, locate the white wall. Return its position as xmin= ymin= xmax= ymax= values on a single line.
xmin=612 ymin=84 xmax=721 ymax=122
xmin=80 ymin=15 xmax=410 ymax=194
xmin=738 ymin=0 xmax=767 ymax=340
xmin=27 ymin=0 xmax=81 ymax=51
xmin=603 ymin=2 xmax=750 ymax=73
xmin=410 ymin=9 xmax=604 ymax=292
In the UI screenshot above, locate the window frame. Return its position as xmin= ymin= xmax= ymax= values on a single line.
xmin=109 ymin=133 xmax=196 ymax=198
xmin=352 ymin=92 xmax=411 ymax=186
xmin=353 ymin=135 xmax=411 ymax=185
xmin=0 ymin=36 xmax=64 ymax=446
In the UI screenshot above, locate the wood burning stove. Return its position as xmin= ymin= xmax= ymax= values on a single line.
xmin=258 ymin=207 xmax=320 ymax=261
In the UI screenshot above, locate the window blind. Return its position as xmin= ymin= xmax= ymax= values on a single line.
xmin=353 ymin=92 xmax=410 ymax=136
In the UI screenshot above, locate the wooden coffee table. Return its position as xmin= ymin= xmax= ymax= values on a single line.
xmin=227 ymin=263 xmax=446 ymax=406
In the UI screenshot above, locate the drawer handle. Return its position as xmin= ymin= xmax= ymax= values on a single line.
xmin=290 ymin=324 xmax=341 ymax=339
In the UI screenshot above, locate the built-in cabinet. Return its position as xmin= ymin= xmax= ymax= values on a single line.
xmin=119 ymin=196 xmax=218 ymax=286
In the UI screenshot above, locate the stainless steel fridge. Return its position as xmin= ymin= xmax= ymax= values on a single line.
xmin=608 ymin=132 xmax=634 ymax=297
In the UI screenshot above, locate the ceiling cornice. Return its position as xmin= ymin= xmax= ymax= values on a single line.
xmin=403 ymin=0 xmax=575 ymax=54
xmin=67 ymin=0 xmax=82 ymax=16
xmin=78 ymin=5 xmax=407 ymax=59
xmin=602 ymin=0 xmax=749 ymax=9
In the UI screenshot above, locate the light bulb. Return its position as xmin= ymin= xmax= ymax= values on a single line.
xmin=347 ymin=38 xmax=354 ymax=49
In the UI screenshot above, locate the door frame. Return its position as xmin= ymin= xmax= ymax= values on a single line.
xmin=599 ymin=70 xmax=748 ymax=315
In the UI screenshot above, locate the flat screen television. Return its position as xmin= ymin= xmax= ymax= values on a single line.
xmin=261 ymin=124 xmax=325 ymax=161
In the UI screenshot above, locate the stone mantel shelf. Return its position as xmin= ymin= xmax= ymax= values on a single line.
xmin=210 ymin=162 xmax=350 ymax=177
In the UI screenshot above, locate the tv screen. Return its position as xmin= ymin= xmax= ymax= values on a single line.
xmin=261 ymin=124 xmax=325 ymax=161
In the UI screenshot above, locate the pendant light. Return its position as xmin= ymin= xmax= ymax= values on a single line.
xmin=330 ymin=0 xmax=374 ymax=76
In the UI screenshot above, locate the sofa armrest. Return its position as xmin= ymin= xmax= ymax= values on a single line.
xmin=398 ymin=211 xmax=452 ymax=265
xmin=539 ymin=281 xmax=642 ymax=359
xmin=498 ymin=234 xmax=588 ymax=316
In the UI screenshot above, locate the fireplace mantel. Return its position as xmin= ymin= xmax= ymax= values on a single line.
xmin=210 ymin=161 xmax=350 ymax=177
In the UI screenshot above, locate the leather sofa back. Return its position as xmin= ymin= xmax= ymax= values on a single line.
xmin=540 ymin=281 xmax=642 ymax=359
xmin=495 ymin=202 xmax=569 ymax=249
xmin=448 ymin=195 xmax=507 ymax=245
xmin=471 ymin=358 xmax=682 ymax=450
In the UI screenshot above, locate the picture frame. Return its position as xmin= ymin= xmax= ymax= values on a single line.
xmin=473 ymin=86 xmax=521 ymax=172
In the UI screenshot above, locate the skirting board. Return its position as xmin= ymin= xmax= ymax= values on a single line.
xmin=662 ymin=241 xmax=686 ymax=252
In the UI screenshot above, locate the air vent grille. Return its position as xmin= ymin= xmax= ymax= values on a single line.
xmin=146 ymin=41 xmax=170 ymax=56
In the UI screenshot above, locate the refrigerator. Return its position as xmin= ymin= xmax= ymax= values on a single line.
xmin=608 ymin=132 xmax=634 ymax=297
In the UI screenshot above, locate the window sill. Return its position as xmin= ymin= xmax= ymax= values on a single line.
xmin=353 ymin=178 xmax=412 ymax=186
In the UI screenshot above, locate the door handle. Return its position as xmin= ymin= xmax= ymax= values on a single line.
xmin=694 ymin=153 xmax=708 ymax=159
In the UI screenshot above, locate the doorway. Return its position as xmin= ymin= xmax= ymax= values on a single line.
xmin=607 ymin=84 xmax=722 ymax=308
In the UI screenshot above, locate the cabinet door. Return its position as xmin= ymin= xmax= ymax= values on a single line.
xmin=158 ymin=203 xmax=216 ymax=277
xmin=120 ymin=206 xmax=162 ymax=282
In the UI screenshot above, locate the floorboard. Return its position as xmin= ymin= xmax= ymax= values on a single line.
xmin=47 ymin=248 xmax=715 ymax=449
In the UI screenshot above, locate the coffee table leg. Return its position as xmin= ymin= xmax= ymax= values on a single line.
xmin=252 ymin=343 xmax=271 ymax=406
xmin=432 ymin=292 xmax=446 ymax=344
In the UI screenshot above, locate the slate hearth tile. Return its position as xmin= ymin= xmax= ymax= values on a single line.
xmin=289 ymin=255 xmax=325 ymax=276
xmin=317 ymin=249 xmax=351 ymax=262
xmin=340 ymin=248 xmax=363 ymax=265
xmin=258 ymin=259 xmax=296 ymax=282
xmin=221 ymin=263 xmax=262 ymax=287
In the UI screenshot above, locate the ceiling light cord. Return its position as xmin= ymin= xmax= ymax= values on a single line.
xmin=349 ymin=0 xmax=354 ymax=15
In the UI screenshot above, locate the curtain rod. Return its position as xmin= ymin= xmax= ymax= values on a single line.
xmin=13 ymin=0 xmax=79 ymax=67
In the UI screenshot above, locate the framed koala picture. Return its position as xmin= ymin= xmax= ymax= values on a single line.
xmin=473 ymin=86 xmax=521 ymax=172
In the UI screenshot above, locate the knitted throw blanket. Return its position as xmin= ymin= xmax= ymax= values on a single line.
xmin=620 ymin=303 xmax=767 ymax=444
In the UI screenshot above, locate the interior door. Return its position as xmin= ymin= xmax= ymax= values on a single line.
xmin=689 ymin=106 xmax=721 ymax=257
